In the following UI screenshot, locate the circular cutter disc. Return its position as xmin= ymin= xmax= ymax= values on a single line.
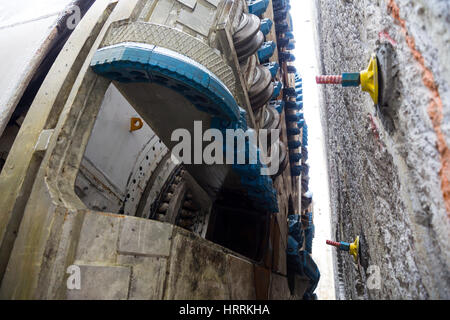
xmin=233 ymin=13 xmax=261 ymax=49
xmin=263 ymin=105 xmax=281 ymax=131
xmin=249 ymin=65 xmax=273 ymax=110
xmin=261 ymin=106 xmax=281 ymax=151
xmin=249 ymin=65 xmax=270 ymax=97
xmin=250 ymin=84 xmax=274 ymax=111
xmin=268 ymin=141 xmax=288 ymax=178
xmin=236 ymin=31 xmax=264 ymax=62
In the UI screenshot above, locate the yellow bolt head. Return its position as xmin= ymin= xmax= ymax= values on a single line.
xmin=349 ymin=236 xmax=359 ymax=263
xmin=360 ymin=54 xmax=379 ymax=105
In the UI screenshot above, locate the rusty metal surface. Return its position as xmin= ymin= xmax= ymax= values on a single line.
xmin=254 ymin=264 xmax=271 ymax=300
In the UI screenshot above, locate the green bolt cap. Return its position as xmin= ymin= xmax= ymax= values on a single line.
xmin=342 ymin=73 xmax=360 ymax=87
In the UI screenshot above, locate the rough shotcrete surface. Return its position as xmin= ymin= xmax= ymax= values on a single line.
xmin=315 ymin=0 xmax=450 ymax=299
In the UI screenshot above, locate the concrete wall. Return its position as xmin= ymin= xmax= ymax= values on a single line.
xmin=315 ymin=0 xmax=450 ymax=299
xmin=63 ymin=213 xmax=286 ymax=300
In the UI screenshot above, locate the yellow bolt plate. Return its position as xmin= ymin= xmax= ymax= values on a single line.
xmin=360 ymin=54 xmax=379 ymax=105
xmin=349 ymin=236 xmax=359 ymax=263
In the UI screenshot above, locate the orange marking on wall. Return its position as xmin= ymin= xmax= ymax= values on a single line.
xmin=379 ymin=30 xmax=397 ymax=46
xmin=388 ymin=0 xmax=450 ymax=216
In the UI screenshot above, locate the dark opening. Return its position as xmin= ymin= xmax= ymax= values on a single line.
xmin=206 ymin=190 xmax=270 ymax=262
